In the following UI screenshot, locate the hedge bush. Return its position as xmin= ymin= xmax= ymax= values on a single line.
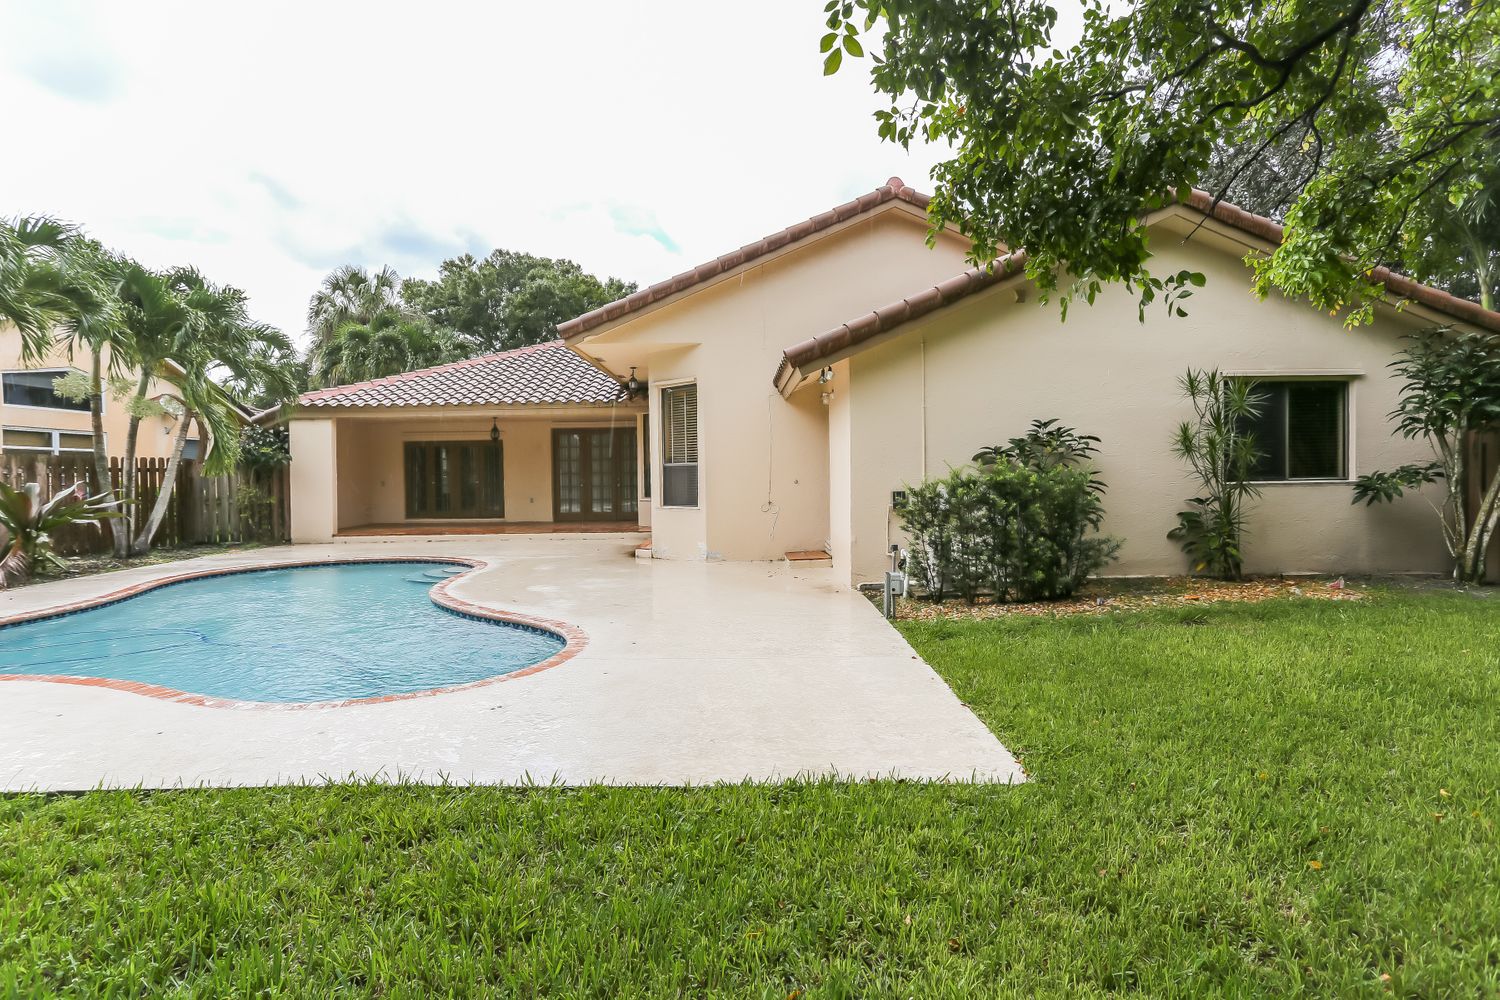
xmin=899 ymin=433 xmax=1120 ymax=603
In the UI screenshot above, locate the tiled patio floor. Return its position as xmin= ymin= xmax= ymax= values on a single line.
xmin=0 ymin=536 xmax=1022 ymax=790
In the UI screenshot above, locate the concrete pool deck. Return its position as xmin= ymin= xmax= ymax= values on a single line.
xmin=0 ymin=536 xmax=1023 ymax=791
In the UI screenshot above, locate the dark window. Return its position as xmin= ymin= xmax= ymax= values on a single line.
xmin=2 ymin=370 xmax=89 ymax=412
xmin=1243 ymin=380 xmax=1348 ymax=481
xmin=641 ymin=418 xmax=651 ymax=500
xmin=403 ymin=440 xmax=504 ymax=518
xmin=660 ymin=383 xmax=698 ymax=507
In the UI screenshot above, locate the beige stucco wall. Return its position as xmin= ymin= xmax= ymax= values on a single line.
xmin=290 ymin=405 xmax=648 ymax=540
xmin=0 ymin=325 xmax=197 ymax=460
xmin=826 ymin=358 xmax=854 ymax=579
xmin=290 ymin=418 xmax=337 ymax=542
xmin=833 ymin=223 xmax=1454 ymax=584
xmin=575 ymin=204 xmax=972 ymax=561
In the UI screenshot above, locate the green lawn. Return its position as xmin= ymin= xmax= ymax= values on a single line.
xmin=3 ymin=591 xmax=1498 ymax=997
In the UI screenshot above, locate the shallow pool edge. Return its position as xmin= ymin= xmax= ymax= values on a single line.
xmin=0 ymin=557 xmax=587 ymax=710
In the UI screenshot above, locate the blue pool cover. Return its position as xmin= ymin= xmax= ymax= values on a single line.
xmin=0 ymin=562 xmax=565 ymax=703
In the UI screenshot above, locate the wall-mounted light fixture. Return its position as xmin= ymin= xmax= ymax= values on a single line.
xmin=818 ymin=366 xmax=834 ymax=384
xmin=490 ymin=418 xmax=500 ymax=443
xmin=622 ymin=367 xmax=644 ymax=400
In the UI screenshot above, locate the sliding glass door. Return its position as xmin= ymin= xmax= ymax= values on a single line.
xmin=553 ymin=428 xmax=637 ymax=521
xmin=404 ymin=441 xmax=504 ymax=518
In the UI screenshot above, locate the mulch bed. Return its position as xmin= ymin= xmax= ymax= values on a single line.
xmin=895 ymin=576 xmax=1361 ymax=621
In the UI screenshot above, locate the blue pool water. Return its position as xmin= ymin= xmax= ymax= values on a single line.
xmin=0 ymin=562 xmax=566 ymax=703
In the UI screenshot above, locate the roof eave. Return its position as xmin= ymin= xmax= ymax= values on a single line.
xmin=775 ymin=252 xmax=1031 ymax=386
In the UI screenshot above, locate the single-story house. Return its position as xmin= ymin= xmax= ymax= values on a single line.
xmin=288 ymin=178 xmax=1500 ymax=584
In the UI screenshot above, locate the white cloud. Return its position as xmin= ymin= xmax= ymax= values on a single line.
xmin=0 ymin=0 xmax=1084 ymax=346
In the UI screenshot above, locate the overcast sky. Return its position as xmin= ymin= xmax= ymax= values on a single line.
xmin=0 ymin=1 xmax=986 ymax=347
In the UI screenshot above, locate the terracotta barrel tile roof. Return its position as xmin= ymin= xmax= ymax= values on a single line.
xmin=776 ymin=251 xmax=1029 ymax=388
xmin=777 ymin=190 xmax=1500 ymax=387
xmin=298 ymin=340 xmax=628 ymax=409
xmin=556 ymin=177 xmax=930 ymax=341
xmin=1180 ymin=190 xmax=1500 ymax=335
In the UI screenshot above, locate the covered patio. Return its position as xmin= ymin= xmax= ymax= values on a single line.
xmin=289 ymin=342 xmax=649 ymax=542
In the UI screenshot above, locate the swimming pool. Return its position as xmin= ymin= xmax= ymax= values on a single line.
xmin=0 ymin=561 xmax=570 ymax=705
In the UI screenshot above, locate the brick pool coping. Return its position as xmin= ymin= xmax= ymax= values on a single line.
xmin=0 ymin=556 xmax=588 ymax=710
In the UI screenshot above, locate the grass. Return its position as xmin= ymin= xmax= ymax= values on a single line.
xmin=3 ymin=590 xmax=1498 ymax=997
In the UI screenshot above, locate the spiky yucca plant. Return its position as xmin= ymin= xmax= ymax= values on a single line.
xmin=0 ymin=481 xmax=119 ymax=588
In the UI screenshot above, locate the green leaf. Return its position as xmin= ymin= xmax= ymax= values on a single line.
xmin=824 ymin=48 xmax=843 ymax=75
xmin=820 ymin=32 xmax=837 ymax=53
xmin=843 ymin=35 xmax=864 ymax=58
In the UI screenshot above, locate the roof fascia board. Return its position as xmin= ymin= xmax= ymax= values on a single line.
xmin=1147 ymin=204 xmax=1493 ymax=333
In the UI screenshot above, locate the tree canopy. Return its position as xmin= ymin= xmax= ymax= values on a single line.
xmin=306 ymin=264 xmax=405 ymax=349
xmin=301 ymin=252 xmax=635 ymax=383
xmin=826 ymin=0 xmax=1498 ymax=322
xmin=400 ymin=250 xmax=635 ymax=355
xmin=307 ymin=308 xmax=468 ymax=388
xmin=3 ymin=214 xmax=296 ymax=557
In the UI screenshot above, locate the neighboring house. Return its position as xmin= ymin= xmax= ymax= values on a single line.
xmin=0 ymin=324 xmax=248 ymax=465
xmin=289 ymin=178 xmax=1500 ymax=584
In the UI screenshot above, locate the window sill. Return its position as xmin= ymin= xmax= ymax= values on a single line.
xmin=2 ymin=402 xmax=97 ymax=415
xmin=1250 ymin=478 xmax=1352 ymax=486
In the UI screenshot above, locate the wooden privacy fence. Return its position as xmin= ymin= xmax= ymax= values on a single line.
xmin=0 ymin=452 xmax=289 ymax=555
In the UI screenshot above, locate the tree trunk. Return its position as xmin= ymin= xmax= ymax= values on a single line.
xmin=87 ymin=349 xmax=121 ymax=553
xmin=118 ymin=369 xmax=152 ymax=556
xmin=1463 ymin=226 xmax=1495 ymax=312
xmin=1459 ymin=465 xmax=1500 ymax=584
xmin=132 ymin=409 xmax=194 ymax=556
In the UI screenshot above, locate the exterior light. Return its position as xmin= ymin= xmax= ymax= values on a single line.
xmin=490 ymin=418 xmax=500 ymax=443
xmin=818 ymin=366 xmax=834 ymax=384
xmin=624 ymin=367 xmax=643 ymax=399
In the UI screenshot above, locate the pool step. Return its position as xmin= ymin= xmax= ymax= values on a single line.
xmin=784 ymin=549 xmax=832 ymax=569
xmin=405 ymin=566 xmax=468 ymax=584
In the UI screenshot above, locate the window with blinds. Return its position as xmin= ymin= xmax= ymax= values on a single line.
xmin=660 ymin=383 xmax=698 ymax=507
xmin=2 ymin=426 xmax=95 ymax=453
xmin=1242 ymin=380 xmax=1349 ymax=481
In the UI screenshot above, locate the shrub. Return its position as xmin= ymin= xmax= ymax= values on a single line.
xmin=900 ymin=426 xmax=1120 ymax=603
xmin=0 ymin=481 xmax=118 ymax=587
xmin=974 ymin=417 xmax=1102 ymax=478
xmin=239 ymin=425 xmax=290 ymax=474
xmin=1352 ymin=328 xmax=1500 ymax=584
xmin=1167 ymin=369 xmax=1264 ymax=579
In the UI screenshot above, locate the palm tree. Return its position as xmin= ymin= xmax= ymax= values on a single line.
xmin=1 ymin=216 xmax=80 ymax=359
xmin=308 ymin=309 xmax=469 ymax=387
xmin=132 ymin=310 xmax=296 ymax=555
xmin=306 ymin=264 xmax=405 ymax=348
xmin=4 ymin=219 xmax=125 ymax=546
xmin=108 ymin=264 xmax=195 ymax=553
xmin=121 ymin=268 xmax=296 ymax=555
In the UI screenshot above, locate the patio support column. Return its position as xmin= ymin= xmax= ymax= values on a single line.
xmin=289 ymin=418 xmax=338 ymax=543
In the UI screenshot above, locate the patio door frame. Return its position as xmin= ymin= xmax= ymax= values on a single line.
xmin=551 ymin=427 xmax=638 ymax=522
xmin=403 ymin=440 xmax=505 ymax=519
